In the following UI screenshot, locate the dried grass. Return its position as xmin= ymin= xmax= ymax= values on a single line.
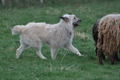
xmin=74 ymin=31 xmax=89 ymax=39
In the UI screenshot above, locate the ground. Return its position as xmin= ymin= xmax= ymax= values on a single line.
xmin=0 ymin=0 xmax=120 ymax=80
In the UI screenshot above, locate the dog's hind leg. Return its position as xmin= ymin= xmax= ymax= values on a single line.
xmin=16 ymin=43 xmax=29 ymax=59
xmin=51 ymin=47 xmax=59 ymax=59
xmin=34 ymin=44 xmax=47 ymax=59
xmin=65 ymin=44 xmax=83 ymax=57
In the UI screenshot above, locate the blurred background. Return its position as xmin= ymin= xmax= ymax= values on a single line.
xmin=0 ymin=0 xmax=110 ymax=9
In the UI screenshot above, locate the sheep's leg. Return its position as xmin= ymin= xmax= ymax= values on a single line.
xmin=106 ymin=53 xmax=114 ymax=65
xmin=101 ymin=52 xmax=105 ymax=60
xmin=95 ymin=47 xmax=98 ymax=55
xmin=112 ymin=53 xmax=120 ymax=61
xmin=96 ymin=47 xmax=105 ymax=60
xmin=97 ymin=48 xmax=103 ymax=65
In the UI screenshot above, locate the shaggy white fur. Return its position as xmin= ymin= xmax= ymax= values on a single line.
xmin=12 ymin=14 xmax=83 ymax=59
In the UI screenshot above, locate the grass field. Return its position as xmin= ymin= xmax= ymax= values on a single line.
xmin=0 ymin=0 xmax=120 ymax=80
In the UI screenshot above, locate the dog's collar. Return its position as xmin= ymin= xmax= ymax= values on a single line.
xmin=65 ymin=28 xmax=72 ymax=36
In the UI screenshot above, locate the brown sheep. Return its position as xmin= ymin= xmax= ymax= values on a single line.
xmin=92 ymin=14 xmax=120 ymax=65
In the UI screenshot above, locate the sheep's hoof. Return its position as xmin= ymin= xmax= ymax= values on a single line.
xmin=111 ymin=62 xmax=114 ymax=65
xmin=99 ymin=63 xmax=103 ymax=65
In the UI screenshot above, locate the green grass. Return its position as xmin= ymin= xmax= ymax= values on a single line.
xmin=0 ymin=0 xmax=120 ymax=80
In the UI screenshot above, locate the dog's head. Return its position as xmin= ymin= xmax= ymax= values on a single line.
xmin=60 ymin=14 xmax=82 ymax=28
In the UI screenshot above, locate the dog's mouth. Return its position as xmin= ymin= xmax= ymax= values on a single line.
xmin=73 ymin=19 xmax=82 ymax=28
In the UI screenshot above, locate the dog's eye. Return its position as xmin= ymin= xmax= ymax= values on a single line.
xmin=74 ymin=17 xmax=76 ymax=19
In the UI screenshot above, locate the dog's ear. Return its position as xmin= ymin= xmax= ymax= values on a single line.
xmin=60 ymin=16 xmax=69 ymax=22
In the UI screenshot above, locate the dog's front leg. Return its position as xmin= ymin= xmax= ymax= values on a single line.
xmin=51 ymin=47 xmax=59 ymax=59
xmin=65 ymin=44 xmax=84 ymax=57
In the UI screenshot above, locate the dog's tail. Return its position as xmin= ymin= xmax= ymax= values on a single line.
xmin=11 ymin=25 xmax=26 ymax=35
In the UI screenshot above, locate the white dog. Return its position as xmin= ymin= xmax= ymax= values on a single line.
xmin=12 ymin=14 xmax=83 ymax=59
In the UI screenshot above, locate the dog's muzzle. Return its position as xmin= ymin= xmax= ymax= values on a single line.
xmin=73 ymin=19 xmax=82 ymax=27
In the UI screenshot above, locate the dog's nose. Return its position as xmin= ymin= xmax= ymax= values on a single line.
xmin=78 ymin=19 xmax=82 ymax=22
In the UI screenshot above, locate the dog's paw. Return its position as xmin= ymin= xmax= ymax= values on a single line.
xmin=41 ymin=57 xmax=47 ymax=59
xmin=16 ymin=57 xmax=19 ymax=59
xmin=16 ymin=55 xmax=20 ymax=59
xmin=80 ymin=54 xmax=84 ymax=57
xmin=77 ymin=53 xmax=84 ymax=57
